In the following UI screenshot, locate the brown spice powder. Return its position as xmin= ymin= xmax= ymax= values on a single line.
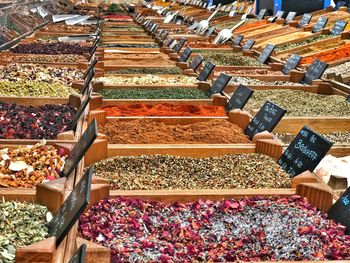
xmin=100 ymin=119 xmax=252 ymax=144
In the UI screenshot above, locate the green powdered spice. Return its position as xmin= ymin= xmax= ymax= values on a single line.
xmin=244 ymin=90 xmax=350 ymax=117
xmin=107 ymin=67 xmax=183 ymax=75
xmin=0 ymin=80 xmax=78 ymax=98
xmin=201 ymin=51 xmax=263 ymax=66
xmin=275 ymin=34 xmax=333 ymax=52
xmin=100 ymin=88 xmax=209 ymax=99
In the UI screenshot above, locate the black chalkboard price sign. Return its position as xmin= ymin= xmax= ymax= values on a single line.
xmin=197 ymin=61 xmax=215 ymax=81
xmin=282 ymin=54 xmax=302 ymax=75
xmin=174 ymin=37 xmax=187 ymax=53
xmin=301 ymin=59 xmax=328 ymax=85
xmin=70 ymin=89 xmax=92 ymax=131
xmin=49 ymin=166 xmax=93 ymax=246
xmin=80 ymin=68 xmax=95 ymax=95
xmin=68 ymin=244 xmax=87 ymax=263
xmin=244 ymin=101 xmax=286 ymax=139
xmin=62 ymin=120 xmax=98 ymax=178
xmin=284 ymin=11 xmax=296 ymax=25
xmin=189 ymin=55 xmax=203 ymax=71
xmin=331 ymin=20 xmax=348 ymax=36
xmin=207 ymin=73 xmax=232 ymax=96
xmin=225 ymin=84 xmax=253 ymax=112
xmin=258 ymin=44 xmax=275 ymax=64
xmin=328 ymin=186 xmax=350 ymax=234
xmin=205 ymin=26 xmax=216 ymax=37
xmin=268 ymin=10 xmax=284 ymax=22
xmin=161 ymin=31 xmax=169 ymax=40
xmin=298 ymin=13 xmax=312 ymax=28
xmin=312 ymin=17 xmax=328 ymax=33
xmin=277 ymin=126 xmax=333 ymax=177
xmin=257 ymin=9 xmax=267 ymax=20
xmin=164 ymin=37 xmax=174 ymax=47
xmin=157 ymin=29 xmax=164 ymax=37
xmin=233 ymin=35 xmax=244 ymax=46
xmin=347 ymin=95 xmax=350 ymax=102
xmin=179 ymin=47 xmax=192 ymax=62
xmin=242 ymin=39 xmax=255 ymax=50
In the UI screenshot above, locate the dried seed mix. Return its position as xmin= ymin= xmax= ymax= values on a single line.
xmin=96 ymin=75 xmax=197 ymax=85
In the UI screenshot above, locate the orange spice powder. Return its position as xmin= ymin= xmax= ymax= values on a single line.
xmin=236 ymin=20 xmax=268 ymax=33
xmin=99 ymin=103 xmax=227 ymax=117
xmin=301 ymin=43 xmax=350 ymax=64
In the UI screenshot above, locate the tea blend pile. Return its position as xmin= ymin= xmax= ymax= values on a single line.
xmin=103 ymin=43 xmax=158 ymax=48
xmin=244 ymin=90 xmax=350 ymax=117
xmin=79 ymin=196 xmax=350 ymax=262
xmin=0 ymin=80 xmax=78 ymax=97
xmin=99 ymin=103 xmax=226 ymax=117
xmin=96 ymin=75 xmax=197 ymax=85
xmin=223 ymin=68 xmax=283 ymax=75
xmin=107 ymin=67 xmax=183 ymax=75
xmin=275 ymin=34 xmax=333 ymax=52
xmin=276 ymin=131 xmax=350 ymax=144
xmin=0 ymin=102 xmax=76 ymax=139
xmin=0 ymin=54 xmax=87 ymax=63
xmin=324 ymin=61 xmax=350 ymax=77
xmin=93 ymin=154 xmax=290 ymax=190
xmin=201 ymin=52 xmax=263 ymax=66
xmin=0 ymin=64 xmax=84 ymax=84
xmin=0 ymin=201 xmax=50 ymax=263
xmin=104 ymin=57 xmax=175 ymax=66
xmin=100 ymin=119 xmax=251 ymax=144
xmin=229 ymin=76 xmax=301 ymax=86
xmin=11 ymin=42 xmax=91 ymax=55
xmin=42 ymin=24 xmax=93 ymax=33
xmin=0 ymin=142 xmax=67 ymax=188
xmin=100 ymin=88 xmax=209 ymax=99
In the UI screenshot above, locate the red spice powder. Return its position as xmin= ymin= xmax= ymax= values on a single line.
xmin=236 ymin=20 xmax=268 ymax=32
xmin=99 ymin=103 xmax=227 ymax=117
xmin=301 ymin=43 xmax=350 ymax=64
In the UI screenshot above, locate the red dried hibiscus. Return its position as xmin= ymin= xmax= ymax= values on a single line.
xmin=79 ymin=196 xmax=350 ymax=262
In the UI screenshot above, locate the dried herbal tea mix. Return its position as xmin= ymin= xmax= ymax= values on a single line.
xmin=0 ymin=54 xmax=87 ymax=63
xmin=275 ymin=34 xmax=332 ymax=52
xmin=276 ymin=131 xmax=350 ymax=144
xmin=100 ymin=88 xmax=209 ymax=99
xmin=93 ymin=154 xmax=290 ymax=190
xmin=79 ymin=196 xmax=350 ymax=262
xmin=99 ymin=103 xmax=226 ymax=117
xmin=0 ymin=141 xmax=68 ymax=188
xmin=100 ymin=119 xmax=251 ymax=144
xmin=201 ymin=52 xmax=263 ymax=66
xmin=229 ymin=76 xmax=301 ymax=86
xmin=11 ymin=42 xmax=91 ymax=55
xmin=96 ymin=75 xmax=197 ymax=85
xmin=106 ymin=67 xmax=183 ymax=75
xmin=0 ymin=201 xmax=50 ymax=263
xmin=0 ymin=64 xmax=84 ymax=84
xmin=244 ymin=90 xmax=350 ymax=117
xmin=0 ymin=80 xmax=78 ymax=97
xmin=0 ymin=102 xmax=76 ymax=139
xmin=324 ymin=61 xmax=350 ymax=77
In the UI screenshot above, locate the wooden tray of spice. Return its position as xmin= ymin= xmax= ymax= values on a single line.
xmin=64 ymin=180 xmax=349 ymax=263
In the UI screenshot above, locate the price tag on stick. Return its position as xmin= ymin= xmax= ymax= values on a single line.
xmin=298 ymin=13 xmax=312 ymax=28
xmin=68 ymin=244 xmax=87 ymax=263
xmin=328 ymin=187 xmax=350 ymax=234
xmin=189 ymin=55 xmax=203 ymax=71
xmin=70 ymin=89 xmax=92 ymax=131
xmin=258 ymin=44 xmax=275 ymax=64
xmin=62 ymin=120 xmax=98 ymax=178
xmin=277 ymin=126 xmax=333 ymax=177
xmin=179 ymin=47 xmax=192 ymax=62
xmin=225 ymin=84 xmax=253 ymax=112
xmin=312 ymin=17 xmax=328 ymax=33
xmin=242 ymin=39 xmax=255 ymax=50
xmin=49 ymin=166 xmax=93 ymax=246
xmin=301 ymin=59 xmax=328 ymax=85
xmin=244 ymin=101 xmax=286 ymax=140
xmin=174 ymin=37 xmax=187 ymax=53
xmin=282 ymin=54 xmax=301 ymax=75
xmin=207 ymin=73 xmax=232 ymax=96
xmin=197 ymin=61 xmax=215 ymax=81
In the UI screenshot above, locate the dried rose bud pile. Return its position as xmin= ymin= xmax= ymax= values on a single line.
xmin=93 ymin=154 xmax=291 ymax=190
xmin=11 ymin=42 xmax=91 ymax=55
xmin=79 ymin=196 xmax=350 ymax=262
xmin=0 ymin=141 xmax=68 ymax=188
xmin=0 ymin=102 xmax=76 ymax=139
xmin=0 ymin=54 xmax=87 ymax=63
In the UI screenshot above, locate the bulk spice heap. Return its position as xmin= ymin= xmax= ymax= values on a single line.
xmin=0 ymin=102 xmax=76 ymax=139
xmin=79 ymin=196 xmax=350 ymax=262
xmin=103 ymin=57 xmax=175 ymax=67
xmin=301 ymin=43 xmax=350 ymax=64
xmin=0 ymin=142 xmax=67 ymax=188
xmin=324 ymin=61 xmax=350 ymax=77
xmin=100 ymin=88 xmax=209 ymax=99
xmin=11 ymin=42 xmax=91 ymax=55
xmin=0 ymin=80 xmax=78 ymax=97
xmin=186 ymin=42 xmax=232 ymax=49
xmin=0 ymin=201 xmax=50 ymax=263
xmin=100 ymin=119 xmax=251 ymax=144
xmin=96 ymin=75 xmax=197 ymax=85
xmin=41 ymin=24 xmax=95 ymax=33
xmin=93 ymin=154 xmax=290 ymax=190
xmin=201 ymin=52 xmax=263 ymax=66
xmin=102 ymin=43 xmax=159 ymax=48
xmin=275 ymin=34 xmax=332 ymax=52
xmin=0 ymin=54 xmax=87 ymax=63
xmin=245 ymin=90 xmax=350 ymax=117
xmin=0 ymin=64 xmax=84 ymax=84
xmin=276 ymin=131 xmax=350 ymax=144
xmin=229 ymin=76 xmax=301 ymax=86
xmin=99 ymin=103 xmax=226 ymax=117
xmin=106 ymin=67 xmax=183 ymax=75
xmin=222 ymin=69 xmax=283 ymax=76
